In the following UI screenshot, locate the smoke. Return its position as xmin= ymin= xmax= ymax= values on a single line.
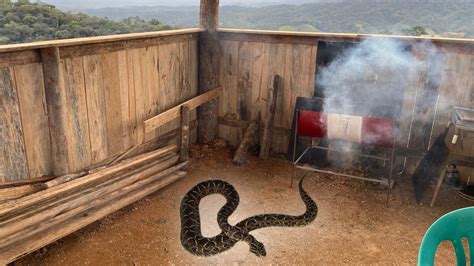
xmin=318 ymin=38 xmax=442 ymax=119
xmin=316 ymin=39 xmax=445 ymax=166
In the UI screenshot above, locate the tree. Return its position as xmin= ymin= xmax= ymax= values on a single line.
xmin=0 ymin=0 xmax=173 ymax=44
xmin=403 ymin=25 xmax=429 ymax=36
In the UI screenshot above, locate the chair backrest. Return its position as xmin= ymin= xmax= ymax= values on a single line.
xmin=418 ymin=207 xmax=474 ymax=266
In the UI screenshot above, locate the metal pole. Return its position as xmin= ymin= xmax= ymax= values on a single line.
xmin=291 ymin=109 xmax=300 ymax=188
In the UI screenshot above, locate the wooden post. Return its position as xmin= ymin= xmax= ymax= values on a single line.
xmin=259 ymin=75 xmax=281 ymax=159
xmin=198 ymin=0 xmax=221 ymax=143
xmin=180 ymin=105 xmax=191 ymax=162
xmin=233 ymin=121 xmax=258 ymax=165
xmin=40 ymin=47 xmax=69 ymax=176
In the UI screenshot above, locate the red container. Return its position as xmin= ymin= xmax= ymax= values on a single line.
xmin=297 ymin=110 xmax=395 ymax=148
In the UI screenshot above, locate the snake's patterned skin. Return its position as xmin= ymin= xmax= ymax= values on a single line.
xmin=180 ymin=177 xmax=317 ymax=257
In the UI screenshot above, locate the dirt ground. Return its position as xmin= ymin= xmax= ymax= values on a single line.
xmin=15 ymin=142 xmax=472 ymax=265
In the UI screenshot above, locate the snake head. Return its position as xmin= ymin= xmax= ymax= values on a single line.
xmin=249 ymin=241 xmax=266 ymax=257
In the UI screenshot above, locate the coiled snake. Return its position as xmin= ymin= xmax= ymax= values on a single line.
xmin=180 ymin=177 xmax=317 ymax=257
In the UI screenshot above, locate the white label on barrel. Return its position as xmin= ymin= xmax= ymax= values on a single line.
xmin=327 ymin=113 xmax=363 ymax=143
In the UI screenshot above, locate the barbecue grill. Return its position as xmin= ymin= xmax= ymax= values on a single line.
xmin=288 ymin=97 xmax=398 ymax=204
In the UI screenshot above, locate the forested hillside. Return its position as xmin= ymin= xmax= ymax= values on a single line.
xmin=0 ymin=0 xmax=172 ymax=44
xmin=82 ymin=0 xmax=474 ymax=38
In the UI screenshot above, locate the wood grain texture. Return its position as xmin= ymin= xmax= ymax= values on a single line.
xmin=41 ymin=47 xmax=69 ymax=176
xmin=100 ymin=52 xmax=125 ymax=156
xmin=144 ymin=87 xmax=222 ymax=134
xmin=0 ymin=28 xmax=203 ymax=53
xmin=82 ymin=54 xmax=108 ymax=164
xmin=1 ymin=34 xmax=199 ymax=183
xmin=14 ymin=63 xmax=52 ymax=178
xmin=0 ymin=67 xmax=28 ymax=181
xmin=218 ymin=39 xmax=316 ymax=153
xmin=0 ymin=50 xmax=41 ymax=68
xmin=218 ymin=40 xmax=240 ymax=146
xmin=198 ymin=0 xmax=221 ymax=143
xmin=61 ymin=57 xmax=92 ymax=172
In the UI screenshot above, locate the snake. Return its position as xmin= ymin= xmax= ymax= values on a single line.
xmin=179 ymin=176 xmax=317 ymax=257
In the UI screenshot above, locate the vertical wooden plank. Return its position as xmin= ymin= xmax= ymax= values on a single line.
xmin=249 ymin=42 xmax=269 ymax=121
xmin=82 ymin=54 xmax=108 ymax=164
xmin=62 ymin=57 xmax=92 ymax=172
xmin=41 ymin=47 xmax=69 ymax=176
xmin=14 ymin=63 xmax=52 ymax=178
xmin=101 ymin=52 xmax=124 ymax=156
xmin=267 ymin=43 xmax=288 ymax=153
xmin=124 ymin=50 xmax=138 ymax=146
xmin=128 ymin=48 xmax=146 ymax=143
xmin=180 ymin=41 xmax=191 ymax=101
xmin=180 ymin=105 xmax=190 ymax=162
xmin=218 ymin=40 xmax=239 ymax=146
xmin=237 ymin=41 xmax=253 ymax=124
xmin=218 ymin=40 xmax=230 ymax=143
xmin=260 ymin=75 xmax=281 ymax=159
xmin=117 ymin=50 xmax=136 ymax=150
xmin=159 ymin=43 xmax=182 ymax=137
xmin=189 ymin=38 xmax=199 ymax=144
xmin=139 ymin=46 xmax=159 ymax=141
xmin=169 ymin=42 xmax=180 ymax=131
xmin=408 ymin=52 xmax=444 ymax=153
xmin=0 ymin=67 xmax=28 ymax=181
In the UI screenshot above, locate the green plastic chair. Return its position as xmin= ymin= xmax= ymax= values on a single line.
xmin=418 ymin=207 xmax=474 ymax=266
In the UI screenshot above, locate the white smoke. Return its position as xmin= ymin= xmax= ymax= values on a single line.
xmin=318 ymin=39 xmax=442 ymax=119
xmin=316 ymin=39 xmax=445 ymax=166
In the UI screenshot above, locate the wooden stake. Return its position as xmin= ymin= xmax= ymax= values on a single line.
xmin=180 ymin=105 xmax=191 ymax=162
xmin=233 ymin=121 xmax=258 ymax=165
xmin=259 ymin=75 xmax=281 ymax=160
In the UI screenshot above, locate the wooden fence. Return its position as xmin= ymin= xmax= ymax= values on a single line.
xmin=2 ymin=27 xmax=474 ymax=182
xmin=1 ymin=29 xmax=201 ymax=182
xmin=217 ymin=29 xmax=474 ymax=164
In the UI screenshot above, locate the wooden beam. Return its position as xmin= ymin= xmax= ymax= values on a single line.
xmin=143 ymin=87 xmax=222 ymax=136
xmin=260 ymin=75 xmax=281 ymax=159
xmin=0 ymin=50 xmax=41 ymax=68
xmin=40 ymin=47 xmax=69 ymax=176
xmin=233 ymin=120 xmax=258 ymax=165
xmin=218 ymin=28 xmax=474 ymax=45
xmin=0 ymin=170 xmax=187 ymax=264
xmin=0 ymin=28 xmax=204 ymax=54
xmin=200 ymin=0 xmax=219 ymax=30
xmin=60 ymin=33 xmax=197 ymax=59
xmin=180 ymin=105 xmax=191 ymax=162
xmin=198 ymin=0 xmax=221 ymax=143
xmin=0 ymin=156 xmax=179 ymax=239
xmin=0 ymin=177 xmax=52 ymax=190
xmin=0 ymin=145 xmax=177 ymax=218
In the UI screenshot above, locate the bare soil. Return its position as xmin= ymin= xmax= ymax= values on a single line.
xmin=15 ymin=142 xmax=472 ymax=265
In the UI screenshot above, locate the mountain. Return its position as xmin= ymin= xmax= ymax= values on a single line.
xmin=77 ymin=0 xmax=474 ymax=37
xmin=0 ymin=0 xmax=172 ymax=44
xmin=41 ymin=0 xmax=343 ymax=10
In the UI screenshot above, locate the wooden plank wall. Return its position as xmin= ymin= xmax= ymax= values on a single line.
xmin=0 ymin=33 xmax=198 ymax=182
xmin=218 ymin=39 xmax=317 ymax=152
xmin=217 ymin=33 xmax=474 ymax=163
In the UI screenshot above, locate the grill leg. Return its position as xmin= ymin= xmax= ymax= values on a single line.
xmin=291 ymin=110 xmax=300 ymax=188
xmin=386 ymin=140 xmax=396 ymax=206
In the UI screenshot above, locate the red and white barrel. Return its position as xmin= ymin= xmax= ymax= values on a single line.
xmin=297 ymin=110 xmax=396 ymax=148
